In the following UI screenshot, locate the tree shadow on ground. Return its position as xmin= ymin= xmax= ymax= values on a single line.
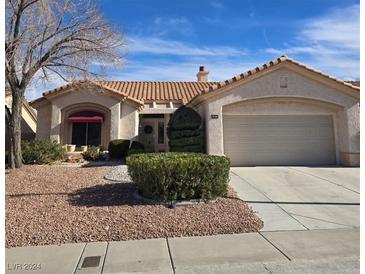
xmin=68 ymin=182 xmax=153 ymax=207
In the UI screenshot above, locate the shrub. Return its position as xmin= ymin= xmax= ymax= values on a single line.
xmin=127 ymin=141 xmax=145 ymax=156
xmin=82 ymin=146 xmax=104 ymax=161
xmin=108 ymin=139 xmax=130 ymax=158
xmin=130 ymin=141 xmax=145 ymax=150
xmin=127 ymin=148 xmax=145 ymax=156
xmin=167 ymin=106 xmax=205 ymax=152
xmin=127 ymin=152 xmax=230 ymax=201
xmin=22 ymin=139 xmax=66 ymax=164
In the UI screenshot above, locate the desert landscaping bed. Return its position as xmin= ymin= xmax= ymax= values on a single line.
xmin=6 ymin=165 xmax=263 ymax=248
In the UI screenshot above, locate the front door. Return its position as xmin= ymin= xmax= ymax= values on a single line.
xmin=140 ymin=119 xmax=166 ymax=152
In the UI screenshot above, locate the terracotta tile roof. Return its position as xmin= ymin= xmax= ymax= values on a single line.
xmin=32 ymin=80 xmax=218 ymax=106
xmin=40 ymin=80 xmax=145 ymax=106
xmin=5 ymin=87 xmax=11 ymax=97
xmin=97 ymin=81 xmax=217 ymax=104
xmin=345 ymin=80 xmax=360 ymax=87
xmin=31 ymin=55 xmax=359 ymax=108
xmin=192 ymin=55 xmax=360 ymax=103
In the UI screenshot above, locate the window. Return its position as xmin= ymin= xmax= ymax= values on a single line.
xmin=144 ymin=125 xmax=153 ymax=134
xmin=280 ymin=76 xmax=288 ymax=88
xmin=158 ymin=122 xmax=164 ymax=144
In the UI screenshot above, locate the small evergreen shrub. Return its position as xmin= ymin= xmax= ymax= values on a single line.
xmin=82 ymin=146 xmax=104 ymax=161
xmin=22 ymin=139 xmax=66 ymax=164
xmin=130 ymin=141 xmax=145 ymax=150
xmin=127 ymin=148 xmax=145 ymax=156
xmin=108 ymin=139 xmax=130 ymax=158
xmin=167 ymin=106 xmax=205 ymax=152
xmin=127 ymin=141 xmax=145 ymax=156
xmin=127 ymin=152 xmax=230 ymax=201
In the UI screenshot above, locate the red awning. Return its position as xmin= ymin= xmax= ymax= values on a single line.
xmin=68 ymin=116 xmax=104 ymax=123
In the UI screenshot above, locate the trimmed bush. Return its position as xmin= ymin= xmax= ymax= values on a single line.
xmin=108 ymin=139 xmax=130 ymax=158
xmin=82 ymin=146 xmax=104 ymax=161
xmin=22 ymin=139 xmax=66 ymax=164
xmin=130 ymin=141 xmax=145 ymax=150
xmin=167 ymin=106 xmax=205 ymax=152
xmin=127 ymin=152 xmax=230 ymax=201
xmin=127 ymin=148 xmax=145 ymax=156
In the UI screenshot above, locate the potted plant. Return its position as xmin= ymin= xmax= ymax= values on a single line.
xmin=80 ymin=146 xmax=88 ymax=152
xmin=67 ymin=144 xmax=76 ymax=152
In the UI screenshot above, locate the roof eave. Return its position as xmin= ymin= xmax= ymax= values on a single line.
xmin=31 ymin=80 xmax=144 ymax=109
xmin=188 ymin=56 xmax=360 ymax=107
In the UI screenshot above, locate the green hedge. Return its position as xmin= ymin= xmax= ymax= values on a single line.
xmin=167 ymin=106 xmax=205 ymax=152
xmin=168 ymin=107 xmax=202 ymax=130
xmin=22 ymin=139 xmax=66 ymax=164
xmin=130 ymin=141 xmax=145 ymax=150
xmin=127 ymin=148 xmax=145 ymax=156
xmin=169 ymin=135 xmax=204 ymax=147
xmin=127 ymin=152 xmax=230 ymax=201
xmin=108 ymin=139 xmax=130 ymax=158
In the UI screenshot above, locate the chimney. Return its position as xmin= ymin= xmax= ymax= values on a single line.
xmin=196 ymin=66 xmax=209 ymax=82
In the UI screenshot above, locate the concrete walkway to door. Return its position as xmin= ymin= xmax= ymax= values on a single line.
xmin=230 ymin=166 xmax=360 ymax=231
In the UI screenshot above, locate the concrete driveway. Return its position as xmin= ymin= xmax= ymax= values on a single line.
xmin=230 ymin=167 xmax=360 ymax=231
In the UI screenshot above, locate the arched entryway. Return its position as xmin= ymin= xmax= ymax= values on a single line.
xmin=60 ymin=103 xmax=111 ymax=149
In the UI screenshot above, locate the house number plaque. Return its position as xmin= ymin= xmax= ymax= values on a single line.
xmin=211 ymin=114 xmax=219 ymax=119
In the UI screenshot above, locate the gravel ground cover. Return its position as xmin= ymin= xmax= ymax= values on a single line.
xmin=6 ymin=165 xmax=263 ymax=248
xmin=104 ymin=165 xmax=131 ymax=182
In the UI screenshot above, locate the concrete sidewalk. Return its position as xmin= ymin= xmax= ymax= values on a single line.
xmin=6 ymin=228 xmax=359 ymax=274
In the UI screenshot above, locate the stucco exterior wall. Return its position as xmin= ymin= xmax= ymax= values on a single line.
xmin=35 ymin=88 xmax=124 ymax=146
xmin=199 ymin=67 xmax=359 ymax=166
xmin=35 ymin=102 xmax=51 ymax=139
xmin=120 ymin=103 xmax=139 ymax=140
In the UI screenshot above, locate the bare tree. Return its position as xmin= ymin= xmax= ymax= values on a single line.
xmin=5 ymin=0 xmax=124 ymax=168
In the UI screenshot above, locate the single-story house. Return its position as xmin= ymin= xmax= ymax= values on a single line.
xmin=30 ymin=56 xmax=360 ymax=166
xmin=6 ymin=88 xmax=37 ymax=152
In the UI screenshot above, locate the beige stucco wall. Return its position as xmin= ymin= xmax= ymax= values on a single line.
xmin=35 ymin=102 xmax=51 ymax=139
xmin=120 ymin=103 xmax=139 ymax=140
xmin=197 ymin=66 xmax=359 ymax=166
xmin=50 ymin=88 xmax=122 ymax=143
xmin=34 ymin=87 xmax=141 ymax=147
xmin=5 ymin=95 xmax=37 ymax=135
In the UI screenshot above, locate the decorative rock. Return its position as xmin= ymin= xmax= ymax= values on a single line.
xmin=104 ymin=165 xmax=131 ymax=182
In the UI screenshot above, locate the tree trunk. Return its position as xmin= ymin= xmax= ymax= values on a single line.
xmin=9 ymin=88 xmax=24 ymax=168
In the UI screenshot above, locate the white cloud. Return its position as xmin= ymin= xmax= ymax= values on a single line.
xmin=263 ymin=4 xmax=359 ymax=79
xmin=152 ymin=16 xmax=194 ymax=37
xmin=125 ymin=36 xmax=248 ymax=57
xmin=211 ymin=1 xmax=224 ymax=9
xmin=109 ymin=56 xmax=269 ymax=82
xmin=300 ymin=5 xmax=359 ymax=51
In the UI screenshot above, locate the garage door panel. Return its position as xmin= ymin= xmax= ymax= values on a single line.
xmin=223 ymin=115 xmax=336 ymax=166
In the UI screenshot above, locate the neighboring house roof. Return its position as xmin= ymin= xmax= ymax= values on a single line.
xmin=189 ymin=56 xmax=360 ymax=105
xmin=5 ymin=87 xmax=12 ymax=97
xmin=345 ymin=80 xmax=360 ymax=87
xmin=30 ymin=55 xmax=359 ymax=108
xmin=5 ymin=87 xmax=37 ymax=122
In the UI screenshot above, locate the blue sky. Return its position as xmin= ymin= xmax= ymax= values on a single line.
xmin=27 ymin=0 xmax=360 ymax=100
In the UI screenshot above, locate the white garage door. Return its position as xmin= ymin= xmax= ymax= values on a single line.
xmin=223 ymin=115 xmax=336 ymax=166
